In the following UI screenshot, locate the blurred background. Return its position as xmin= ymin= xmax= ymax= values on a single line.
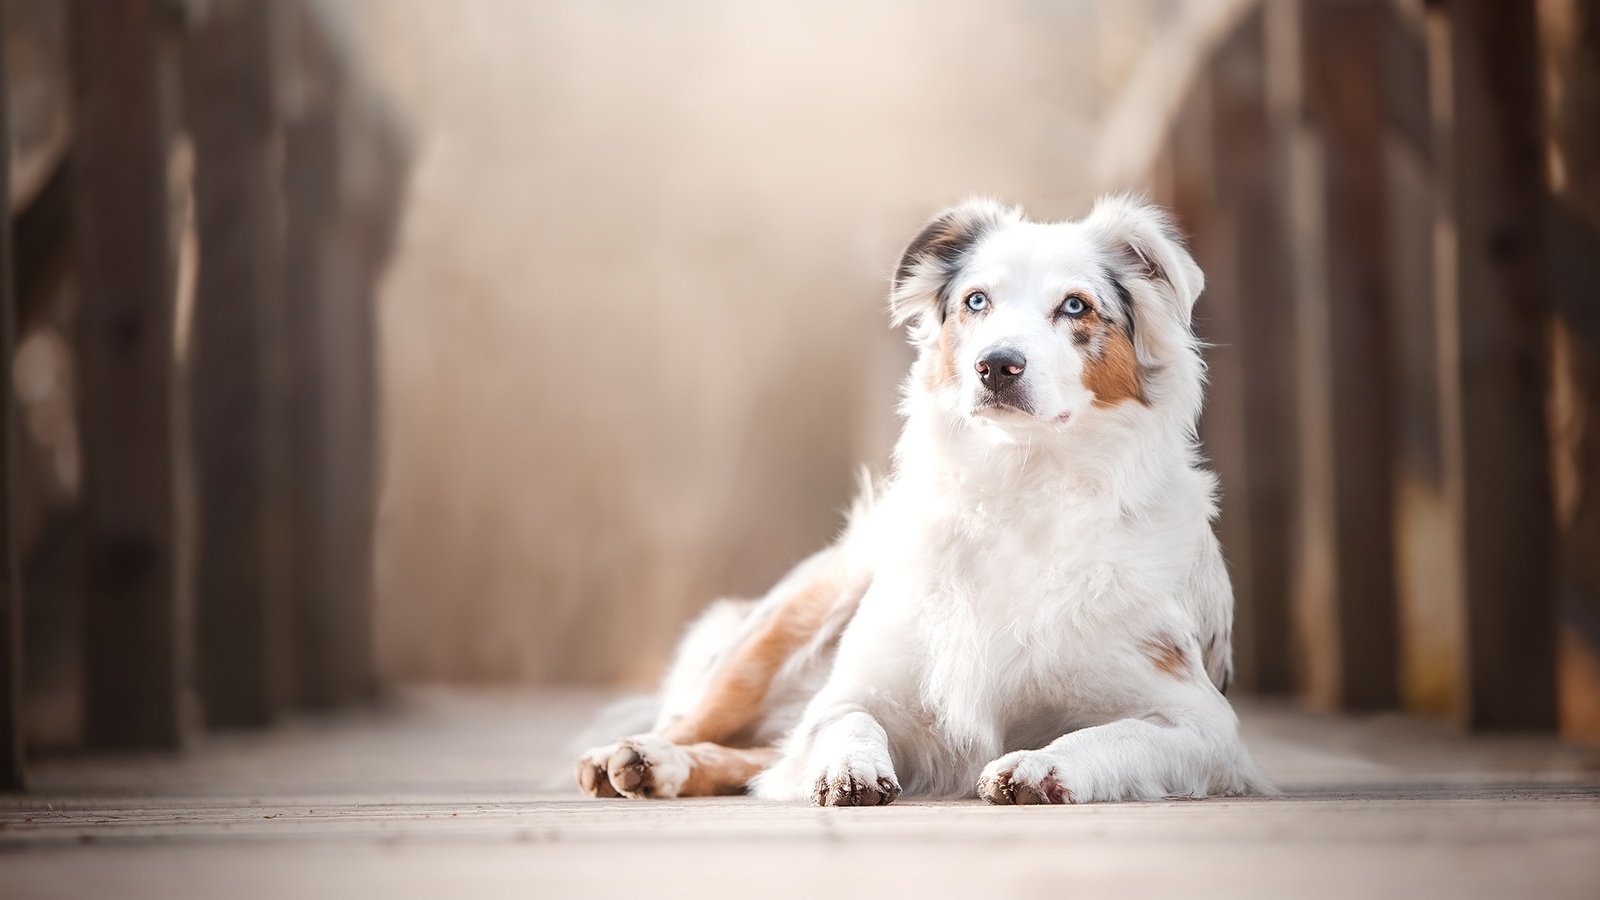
xmin=2 ymin=0 xmax=1599 ymax=793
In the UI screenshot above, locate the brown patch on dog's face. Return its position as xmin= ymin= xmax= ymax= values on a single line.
xmin=1064 ymin=297 xmax=1145 ymax=407
xmin=1083 ymin=324 xmax=1144 ymax=407
xmin=1144 ymin=635 xmax=1190 ymax=678
xmin=925 ymin=289 xmax=983 ymax=393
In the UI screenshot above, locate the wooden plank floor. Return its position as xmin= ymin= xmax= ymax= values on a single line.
xmin=2 ymin=689 xmax=1599 ymax=898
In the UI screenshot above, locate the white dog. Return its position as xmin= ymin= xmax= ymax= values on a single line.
xmin=577 ymin=195 xmax=1272 ymax=805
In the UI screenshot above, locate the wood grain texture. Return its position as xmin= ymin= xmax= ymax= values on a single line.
xmin=2 ymin=690 xmax=1597 ymax=898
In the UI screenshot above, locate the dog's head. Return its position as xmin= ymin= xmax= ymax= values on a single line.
xmin=891 ymin=194 xmax=1204 ymax=432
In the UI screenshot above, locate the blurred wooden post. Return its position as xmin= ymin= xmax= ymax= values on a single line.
xmin=1384 ymin=5 xmax=1461 ymax=719
xmin=1543 ymin=0 xmax=1600 ymax=741
xmin=182 ymin=0 xmax=291 ymax=728
xmin=1443 ymin=0 xmax=1557 ymax=729
xmin=280 ymin=58 xmax=336 ymax=707
xmin=1291 ymin=0 xmax=1399 ymax=710
xmin=1198 ymin=7 xmax=1297 ymax=694
xmin=320 ymin=104 xmax=406 ymax=710
xmin=277 ymin=6 xmax=375 ymax=707
xmin=1 ymin=12 xmax=26 ymax=791
xmin=70 ymin=0 xmax=186 ymax=749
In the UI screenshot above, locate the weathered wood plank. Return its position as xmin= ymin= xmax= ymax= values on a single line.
xmin=3 ymin=0 xmax=72 ymax=214
xmin=10 ymin=154 xmax=73 ymax=331
xmin=3 ymin=690 xmax=1600 ymax=900
xmin=276 ymin=5 xmax=370 ymax=708
xmin=69 ymin=0 xmax=185 ymax=749
xmin=1386 ymin=8 xmax=1462 ymax=721
xmin=182 ymin=0 xmax=291 ymax=728
xmin=1542 ymin=0 xmax=1600 ymax=741
xmin=1199 ymin=7 xmax=1297 ymax=695
xmin=280 ymin=114 xmax=343 ymax=707
xmin=1291 ymin=0 xmax=1400 ymax=711
xmin=1 ymin=8 xmax=27 ymax=791
xmin=1444 ymin=0 xmax=1557 ymax=730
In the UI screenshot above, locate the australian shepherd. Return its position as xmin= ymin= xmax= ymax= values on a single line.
xmin=577 ymin=195 xmax=1272 ymax=805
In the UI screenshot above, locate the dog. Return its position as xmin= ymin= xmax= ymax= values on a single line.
xmin=576 ymin=195 xmax=1272 ymax=805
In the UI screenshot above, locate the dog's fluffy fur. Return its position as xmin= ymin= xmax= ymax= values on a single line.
xmin=577 ymin=195 xmax=1272 ymax=805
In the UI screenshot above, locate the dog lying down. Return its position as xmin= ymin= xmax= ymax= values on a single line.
xmin=577 ymin=195 xmax=1272 ymax=805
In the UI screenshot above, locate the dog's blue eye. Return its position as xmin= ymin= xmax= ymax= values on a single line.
xmin=1062 ymin=295 xmax=1089 ymax=317
xmin=965 ymin=292 xmax=989 ymax=312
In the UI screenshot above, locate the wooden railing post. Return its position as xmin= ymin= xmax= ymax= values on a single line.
xmin=1 ymin=8 xmax=26 ymax=790
xmin=182 ymin=0 xmax=291 ymax=728
xmin=1195 ymin=6 xmax=1298 ymax=695
xmin=1443 ymin=0 xmax=1557 ymax=730
xmin=277 ymin=4 xmax=382 ymax=708
xmin=1289 ymin=0 xmax=1400 ymax=711
xmin=1543 ymin=0 xmax=1600 ymax=741
xmin=69 ymin=0 xmax=186 ymax=750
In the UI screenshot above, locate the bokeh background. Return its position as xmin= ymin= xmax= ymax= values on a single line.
xmin=354 ymin=0 xmax=1137 ymax=685
xmin=3 ymin=0 xmax=1600 ymax=786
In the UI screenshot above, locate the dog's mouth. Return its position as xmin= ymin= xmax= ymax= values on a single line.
xmin=973 ymin=397 xmax=1035 ymax=419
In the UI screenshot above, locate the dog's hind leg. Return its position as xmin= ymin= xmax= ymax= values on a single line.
xmin=579 ymin=735 xmax=779 ymax=798
xmin=577 ymin=546 xmax=867 ymax=798
xmin=656 ymin=547 xmax=867 ymax=746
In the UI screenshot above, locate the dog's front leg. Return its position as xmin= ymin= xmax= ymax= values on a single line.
xmin=978 ymin=638 xmax=1272 ymax=804
xmin=751 ymin=587 xmax=915 ymax=806
xmin=807 ymin=705 xmax=902 ymax=806
xmin=757 ymin=701 xmax=901 ymax=806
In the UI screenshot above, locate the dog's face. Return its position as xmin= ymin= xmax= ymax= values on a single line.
xmin=891 ymin=195 xmax=1204 ymax=431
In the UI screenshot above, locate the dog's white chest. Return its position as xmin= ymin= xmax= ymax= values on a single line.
xmin=888 ymin=488 xmax=1143 ymax=715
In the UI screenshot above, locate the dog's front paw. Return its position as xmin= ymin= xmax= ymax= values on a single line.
xmin=576 ymin=744 xmax=621 ymax=797
xmin=978 ymin=751 xmax=1074 ymax=805
xmin=809 ymin=751 xmax=901 ymax=807
xmin=576 ymin=734 xmax=692 ymax=799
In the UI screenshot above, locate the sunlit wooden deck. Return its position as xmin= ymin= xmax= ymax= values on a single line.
xmin=2 ymin=689 xmax=1598 ymax=898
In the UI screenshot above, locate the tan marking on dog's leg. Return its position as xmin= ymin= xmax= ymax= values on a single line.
xmin=1143 ymin=635 xmax=1191 ymax=678
xmin=678 ymin=744 xmax=780 ymax=796
xmin=661 ymin=559 xmax=867 ymax=746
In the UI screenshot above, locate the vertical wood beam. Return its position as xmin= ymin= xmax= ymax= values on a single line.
xmin=281 ymin=113 xmax=341 ymax=707
xmin=1444 ymin=0 xmax=1557 ymax=729
xmin=70 ymin=0 xmax=186 ymax=749
xmin=1385 ymin=6 xmax=1464 ymax=720
xmin=1542 ymin=0 xmax=1600 ymax=741
xmin=182 ymin=0 xmax=291 ymax=728
xmin=1199 ymin=8 xmax=1298 ymax=694
xmin=1292 ymin=0 xmax=1400 ymax=710
xmin=277 ymin=7 xmax=363 ymax=707
xmin=1 ymin=9 xmax=27 ymax=790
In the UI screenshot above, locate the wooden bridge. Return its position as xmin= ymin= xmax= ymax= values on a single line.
xmin=2 ymin=0 xmax=1599 ymax=896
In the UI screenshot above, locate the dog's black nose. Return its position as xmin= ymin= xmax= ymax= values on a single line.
xmin=975 ymin=347 xmax=1026 ymax=390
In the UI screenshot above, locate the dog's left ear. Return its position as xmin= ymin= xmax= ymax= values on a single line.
xmin=891 ymin=197 xmax=1021 ymax=332
xmin=1083 ymin=194 xmax=1204 ymax=330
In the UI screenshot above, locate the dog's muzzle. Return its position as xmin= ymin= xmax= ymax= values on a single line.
xmin=975 ymin=346 xmax=1025 ymax=391
xmin=974 ymin=345 xmax=1032 ymax=415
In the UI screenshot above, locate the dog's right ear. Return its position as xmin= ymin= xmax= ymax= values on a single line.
xmin=890 ymin=198 xmax=1019 ymax=331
